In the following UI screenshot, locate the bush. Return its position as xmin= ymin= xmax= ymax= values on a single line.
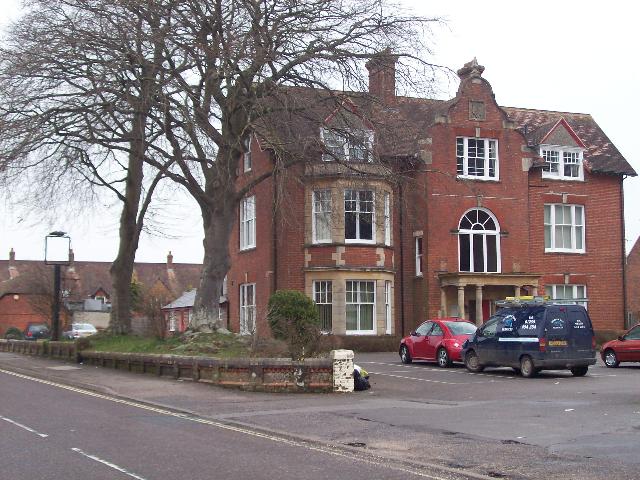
xmin=4 ymin=327 xmax=23 ymax=340
xmin=267 ymin=290 xmax=321 ymax=360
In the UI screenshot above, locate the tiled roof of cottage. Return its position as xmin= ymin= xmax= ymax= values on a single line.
xmin=162 ymin=288 xmax=196 ymax=310
xmin=0 ymin=252 xmax=202 ymax=302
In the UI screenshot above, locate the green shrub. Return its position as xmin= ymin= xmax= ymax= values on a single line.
xmin=4 ymin=327 xmax=23 ymax=340
xmin=267 ymin=290 xmax=321 ymax=360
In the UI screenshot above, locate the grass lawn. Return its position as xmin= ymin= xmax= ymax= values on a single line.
xmin=84 ymin=331 xmax=286 ymax=358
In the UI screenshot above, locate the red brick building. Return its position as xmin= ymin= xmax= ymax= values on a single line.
xmin=626 ymin=239 xmax=640 ymax=327
xmin=224 ymin=57 xmax=635 ymax=339
xmin=0 ymin=249 xmax=201 ymax=336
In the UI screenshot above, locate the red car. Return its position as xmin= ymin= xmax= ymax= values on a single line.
xmin=399 ymin=318 xmax=477 ymax=367
xmin=601 ymin=324 xmax=640 ymax=368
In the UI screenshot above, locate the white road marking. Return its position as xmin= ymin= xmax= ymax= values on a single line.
xmin=0 ymin=368 xmax=500 ymax=480
xmin=0 ymin=415 xmax=48 ymax=438
xmin=360 ymin=362 xmax=516 ymax=380
xmin=72 ymin=448 xmax=147 ymax=480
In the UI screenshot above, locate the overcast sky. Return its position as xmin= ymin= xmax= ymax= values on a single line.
xmin=0 ymin=0 xmax=638 ymax=263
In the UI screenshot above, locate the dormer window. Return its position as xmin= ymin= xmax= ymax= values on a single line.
xmin=541 ymin=146 xmax=584 ymax=181
xmin=322 ymin=128 xmax=373 ymax=162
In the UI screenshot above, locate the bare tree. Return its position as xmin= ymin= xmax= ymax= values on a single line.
xmin=0 ymin=0 xmax=179 ymax=333
xmin=143 ymin=0 xmax=445 ymax=326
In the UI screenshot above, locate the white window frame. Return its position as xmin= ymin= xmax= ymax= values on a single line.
xmin=240 ymin=196 xmax=256 ymax=250
xmin=168 ymin=312 xmax=177 ymax=332
xmin=313 ymin=280 xmax=333 ymax=333
xmin=384 ymin=280 xmax=392 ymax=335
xmin=545 ymin=284 xmax=587 ymax=308
xmin=544 ymin=204 xmax=585 ymax=253
xmin=457 ymin=208 xmax=501 ymax=273
xmin=384 ymin=193 xmax=391 ymax=246
xmin=312 ymin=190 xmax=332 ymax=244
xmin=456 ymin=137 xmax=499 ymax=181
xmin=243 ymin=136 xmax=252 ymax=172
xmin=415 ymin=236 xmax=423 ymax=276
xmin=540 ymin=145 xmax=584 ymax=181
xmin=239 ymin=283 xmax=256 ymax=335
xmin=345 ymin=280 xmax=376 ymax=335
xmin=321 ymin=128 xmax=374 ymax=162
xmin=344 ymin=190 xmax=375 ymax=244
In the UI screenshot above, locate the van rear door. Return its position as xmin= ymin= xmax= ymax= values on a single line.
xmin=565 ymin=306 xmax=595 ymax=358
xmin=543 ymin=307 xmax=570 ymax=360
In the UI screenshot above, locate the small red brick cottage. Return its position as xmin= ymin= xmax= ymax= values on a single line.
xmin=223 ymin=57 xmax=635 ymax=339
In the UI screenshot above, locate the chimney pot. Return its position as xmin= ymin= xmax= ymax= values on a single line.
xmin=9 ymin=248 xmax=15 ymax=262
xmin=167 ymin=251 xmax=173 ymax=266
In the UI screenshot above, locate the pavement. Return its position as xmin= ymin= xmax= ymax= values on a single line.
xmin=1 ymin=351 xmax=639 ymax=480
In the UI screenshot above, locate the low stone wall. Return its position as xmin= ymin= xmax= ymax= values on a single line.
xmin=0 ymin=339 xmax=354 ymax=393
xmin=79 ymin=351 xmax=336 ymax=393
xmin=0 ymin=339 xmax=78 ymax=362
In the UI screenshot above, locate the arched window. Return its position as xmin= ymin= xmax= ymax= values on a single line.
xmin=458 ymin=208 xmax=501 ymax=273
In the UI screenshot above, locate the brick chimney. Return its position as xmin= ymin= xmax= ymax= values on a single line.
xmin=365 ymin=48 xmax=398 ymax=103
xmin=8 ymin=248 xmax=18 ymax=279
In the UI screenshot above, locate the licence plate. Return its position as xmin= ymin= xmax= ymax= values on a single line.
xmin=548 ymin=340 xmax=567 ymax=347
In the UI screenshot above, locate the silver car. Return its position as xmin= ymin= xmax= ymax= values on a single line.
xmin=63 ymin=323 xmax=98 ymax=339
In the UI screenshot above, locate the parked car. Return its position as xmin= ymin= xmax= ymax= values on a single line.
xmin=63 ymin=323 xmax=98 ymax=339
xmin=601 ymin=324 xmax=640 ymax=367
xmin=23 ymin=323 xmax=51 ymax=340
xmin=462 ymin=300 xmax=596 ymax=377
xmin=399 ymin=318 xmax=477 ymax=367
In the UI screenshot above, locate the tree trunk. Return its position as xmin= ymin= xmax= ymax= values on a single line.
xmin=109 ymin=114 xmax=146 ymax=334
xmin=192 ymin=198 xmax=236 ymax=328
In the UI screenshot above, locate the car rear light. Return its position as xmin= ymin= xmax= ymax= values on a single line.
xmin=539 ymin=337 xmax=547 ymax=352
xmin=27 ymin=331 xmax=32 ymax=337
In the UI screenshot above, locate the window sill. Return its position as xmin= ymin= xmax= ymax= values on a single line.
xmin=345 ymin=331 xmax=377 ymax=336
xmin=345 ymin=240 xmax=376 ymax=245
xmin=544 ymin=249 xmax=585 ymax=255
xmin=541 ymin=175 xmax=584 ymax=182
xmin=239 ymin=246 xmax=257 ymax=253
xmin=456 ymin=175 xmax=499 ymax=182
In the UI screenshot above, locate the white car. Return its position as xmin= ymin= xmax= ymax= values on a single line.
xmin=63 ymin=323 xmax=98 ymax=339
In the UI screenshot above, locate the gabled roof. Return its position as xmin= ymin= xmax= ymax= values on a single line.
xmin=504 ymin=107 xmax=635 ymax=176
xmin=162 ymin=289 xmax=196 ymax=310
xmin=255 ymin=81 xmax=635 ymax=177
xmin=0 ymin=255 xmax=202 ymax=303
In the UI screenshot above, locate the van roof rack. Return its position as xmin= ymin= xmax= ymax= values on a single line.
xmin=496 ymin=296 xmax=589 ymax=308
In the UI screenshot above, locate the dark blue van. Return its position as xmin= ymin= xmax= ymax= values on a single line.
xmin=462 ymin=301 xmax=596 ymax=377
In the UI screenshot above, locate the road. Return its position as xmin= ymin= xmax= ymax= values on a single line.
xmin=1 ymin=351 xmax=639 ymax=479
xmin=0 ymin=367 xmax=480 ymax=480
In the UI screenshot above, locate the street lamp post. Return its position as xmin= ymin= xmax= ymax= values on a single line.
xmin=45 ymin=232 xmax=71 ymax=341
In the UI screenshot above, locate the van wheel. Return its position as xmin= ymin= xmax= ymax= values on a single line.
xmin=437 ymin=348 xmax=452 ymax=368
xmin=571 ymin=366 xmax=589 ymax=377
xmin=465 ymin=350 xmax=484 ymax=373
xmin=520 ymin=356 xmax=537 ymax=378
xmin=400 ymin=345 xmax=412 ymax=364
xmin=603 ymin=349 xmax=619 ymax=368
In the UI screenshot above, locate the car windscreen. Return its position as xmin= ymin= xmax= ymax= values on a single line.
xmin=445 ymin=322 xmax=477 ymax=335
xmin=29 ymin=325 xmax=49 ymax=332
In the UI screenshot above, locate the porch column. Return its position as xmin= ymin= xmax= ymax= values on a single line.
xmin=514 ymin=286 xmax=521 ymax=297
xmin=440 ymin=288 xmax=447 ymax=318
xmin=532 ymin=286 xmax=538 ymax=296
xmin=457 ymin=286 xmax=465 ymax=320
xmin=475 ymin=285 xmax=483 ymax=326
